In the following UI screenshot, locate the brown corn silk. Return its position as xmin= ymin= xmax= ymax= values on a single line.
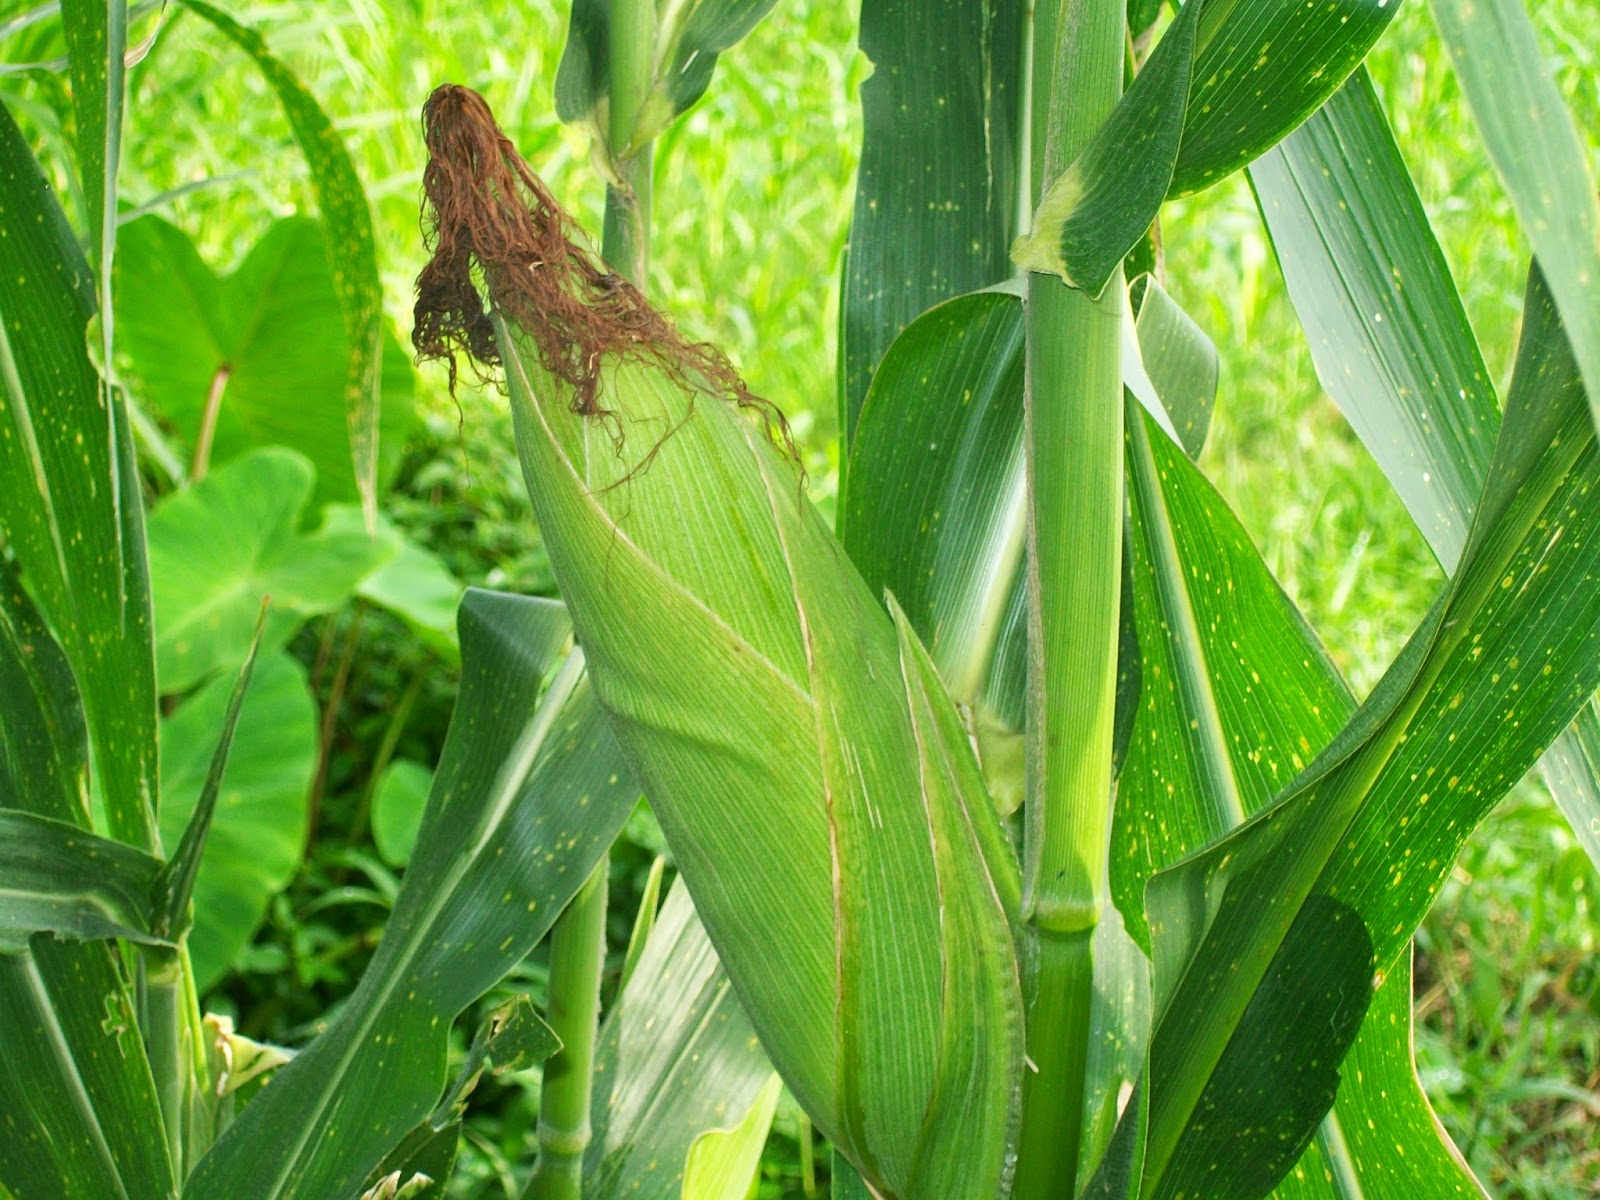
xmin=413 ymin=83 xmax=792 ymax=457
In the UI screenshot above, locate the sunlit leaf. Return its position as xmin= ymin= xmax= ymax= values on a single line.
xmin=585 ymin=881 xmax=773 ymax=1200
xmin=115 ymin=216 xmax=417 ymax=507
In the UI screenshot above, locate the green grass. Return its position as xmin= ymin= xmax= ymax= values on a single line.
xmin=13 ymin=0 xmax=1597 ymax=1193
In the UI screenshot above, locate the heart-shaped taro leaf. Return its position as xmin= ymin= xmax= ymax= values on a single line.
xmin=114 ymin=214 xmax=416 ymax=506
xmin=147 ymin=447 xmax=395 ymax=693
xmin=158 ymin=649 xmax=317 ymax=990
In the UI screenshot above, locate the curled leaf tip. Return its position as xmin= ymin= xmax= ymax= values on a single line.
xmin=412 ymin=83 xmax=795 ymax=460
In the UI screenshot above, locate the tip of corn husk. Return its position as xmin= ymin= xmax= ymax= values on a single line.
xmin=412 ymin=83 xmax=795 ymax=462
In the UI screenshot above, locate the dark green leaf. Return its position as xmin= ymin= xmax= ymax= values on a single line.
xmin=0 ymin=940 xmax=174 ymax=1200
xmin=433 ymin=995 xmax=559 ymax=1123
xmin=0 ymin=809 xmax=167 ymax=950
xmin=58 ymin=0 xmax=120 ymax=307
xmin=158 ymin=651 xmax=316 ymax=989
xmin=114 ymin=216 xmax=417 ymax=508
xmin=840 ymin=0 xmax=1024 ymax=444
xmin=359 ymin=1121 xmax=459 ymax=1200
xmin=183 ymin=592 xmax=637 ymax=1199
xmin=1117 ymin=401 xmax=1353 ymax=952
xmin=1014 ymin=0 xmax=1203 ymax=296
xmin=1254 ymin=59 xmax=1600 ymax=958
xmin=0 ymin=514 xmax=171 ymax=1200
xmin=145 ymin=447 xmax=393 ymax=693
xmin=1131 ymin=263 xmax=1599 ymax=1199
xmin=0 ymin=559 xmax=88 ymax=825
xmin=0 ymin=94 xmax=158 ymax=850
xmin=173 ymin=0 xmax=387 ymax=525
xmin=585 ymin=881 xmax=773 ymax=1200
xmin=843 ymin=291 xmax=1026 ymax=732
xmin=1172 ymin=0 xmax=1401 ymax=195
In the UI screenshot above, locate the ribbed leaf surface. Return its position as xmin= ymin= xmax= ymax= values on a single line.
xmin=0 ymin=95 xmax=157 ymax=850
xmin=501 ymin=325 xmax=1025 ymax=1200
xmin=1126 ymin=265 xmax=1600 ymax=1199
xmin=1023 ymin=0 xmax=1408 ymax=295
xmin=1430 ymin=0 xmax=1600 ymax=428
xmin=584 ymin=881 xmax=773 ymax=1200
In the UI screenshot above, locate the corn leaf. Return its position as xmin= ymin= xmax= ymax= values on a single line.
xmin=1117 ymin=263 xmax=1599 ymax=1199
xmin=59 ymin=0 xmax=121 ymax=284
xmin=1131 ymin=275 xmax=1217 ymax=459
xmin=174 ymin=0 xmax=386 ymax=527
xmin=838 ymin=275 xmax=1475 ymax=1194
xmin=1251 ymin=68 xmax=1497 ymax=571
xmin=0 ymin=93 xmax=158 ymax=850
xmin=0 ymin=810 xmax=167 ymax=950
xmin=182 ymin=592 xmax=638 ymax=1199
xmin=840 ymin=0 xmax=1024 ymax=443
xmin=1013 ymin=0 xmax=1203 ymax=295
xmin=1540 ymin=698 xmax=1600 ymax=873
xmin=1022 ymin=0 xmax=1409 ymax=296
xmin=0 ymin=542 xmax=172 ymax=1200
xmin=1430 ymin=0 xmax=1600 ymax=429
xmin=1253 ymin=64 xmax=1600 ymax=896
xmin=584 ymin=880 xmax=774 ymax=1200
xmin=501 ymin=319 xmax=1025 ymax=1200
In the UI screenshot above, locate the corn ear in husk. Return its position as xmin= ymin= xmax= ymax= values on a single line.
xmin=414 ymin=86 xmax=1025 ymax=1200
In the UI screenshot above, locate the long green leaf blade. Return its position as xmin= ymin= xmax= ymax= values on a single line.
xmin=1253 ymin=58 xmax=1600 ymax=927
xmin=840 ymin=0 xmax=1023 ymax=444
xmin=0 ymin=810 xmax=167 ymax=951
xmin=1251 ymin=67 xmax=1498 ymax=570
xmin=1130 ymin=263 xmax=1600 ymax=1199
xmin=0 ymin=94 xmax=157 ymax=850
xmin=1430 ymin=0 xmax=1600 ymax=429
xmin=1172 ymin=0 xmax=1401 ymax=195
xmin=183 ymin=593 xmax=637 ymax=1199
xmin=0 ymin=536 xmax=171 ymax=1200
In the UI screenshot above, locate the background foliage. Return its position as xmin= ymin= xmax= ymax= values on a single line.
xmin=3 ymin=0 xmax=1597 ymax=1195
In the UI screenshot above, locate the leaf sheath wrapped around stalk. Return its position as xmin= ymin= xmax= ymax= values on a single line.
xmin=414 ymin=85 xmax=1024 ymax=1200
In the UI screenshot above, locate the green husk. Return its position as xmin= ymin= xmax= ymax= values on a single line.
xmin=414 ymin=85 xmax=1024 ymax=1200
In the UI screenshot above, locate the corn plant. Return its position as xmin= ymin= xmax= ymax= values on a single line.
xmin=2 ymin=1 xmax=1599 ymax=1200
